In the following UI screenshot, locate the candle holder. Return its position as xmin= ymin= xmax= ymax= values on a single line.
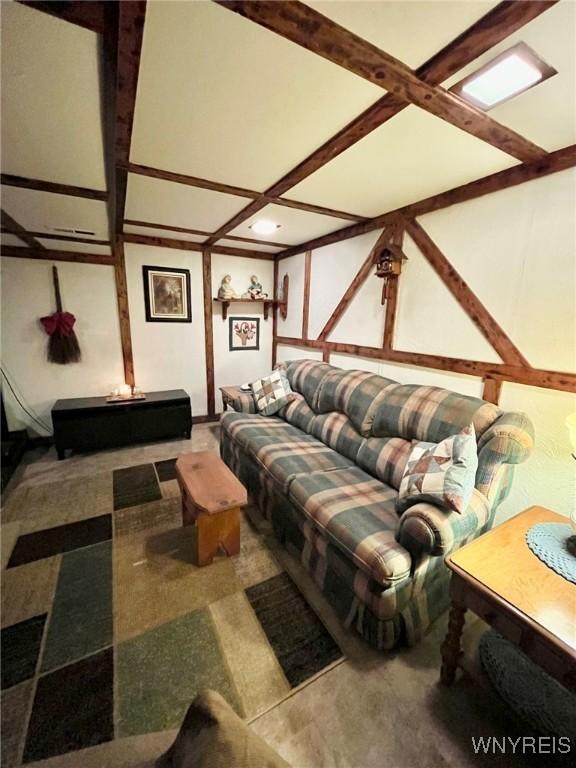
xmin=106 ymin=385 xmax=146 ymax=403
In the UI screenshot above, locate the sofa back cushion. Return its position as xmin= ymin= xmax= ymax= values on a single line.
xmin=277 ymin=392 xmax=316 ymax=433
xmin=356 ymin=436 xmax=413 ymax=490
xmin=310 ymin=412 xmax=365 ymax=463
xmin=284 ymin=360 xmax=333 ymax=411
xmin=316 ymin=368 xmax=398 ymax=436
xmin=371 ymin=384 xmax=501 ymax=443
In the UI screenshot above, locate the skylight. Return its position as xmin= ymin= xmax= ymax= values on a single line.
xmin=450 ymin=43 xmax=556 ymax=111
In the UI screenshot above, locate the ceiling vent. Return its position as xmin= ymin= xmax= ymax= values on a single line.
xmin=50 ymin=226 xmax=97 ymax=236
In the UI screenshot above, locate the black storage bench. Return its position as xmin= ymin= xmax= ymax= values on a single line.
xmin=52 ymin=389 xmax=192 ymax=459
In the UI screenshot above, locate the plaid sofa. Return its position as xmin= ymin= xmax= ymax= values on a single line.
xmin=220 ymin=359 xmax=534 ymax=649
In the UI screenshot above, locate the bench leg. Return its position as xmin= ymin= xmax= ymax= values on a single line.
xmin=197 ymin=507 xmax=241 ymax=567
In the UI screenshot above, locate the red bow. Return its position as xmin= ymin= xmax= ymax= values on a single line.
xmin=40 ymin=311 xmax=77 ymax=337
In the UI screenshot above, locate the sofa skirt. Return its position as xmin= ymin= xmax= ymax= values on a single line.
xmin=221 ymin=434 xmax=450 ymax=651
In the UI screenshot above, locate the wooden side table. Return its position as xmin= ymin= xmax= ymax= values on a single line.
xmin=441 ymin=506 xmax=576 ymax=690
xmin=176 ymin=451 xmax=247 ymax=567
xmin=220 ymin=385 xmax=244 ymax=411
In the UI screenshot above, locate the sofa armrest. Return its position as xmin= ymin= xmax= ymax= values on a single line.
xmin=225 ymin=388 xmax=257 ymax=414
xmin=396 ymin=490 xmax=491 ymax=558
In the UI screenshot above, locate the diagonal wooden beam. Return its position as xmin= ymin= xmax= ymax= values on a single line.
xmin=1 ymin=245 xmax=114 ymax=265
xmin=1 ymin=211 xmax=45 ymax=249
xmin=218 ymin=1 xmax=547 ymax=164
xmin=16 ymin=1 xmax=105 ymax=34
xmin=277 ymin=144 xmax=576 ymax=257
xmin=404 ymin=218 xmax=530 ymax=367
xmin=207 ymin=1 xmax=556 ymax=244
xmin=317 ymin=226 xmax=395 ymax=342
xmin=1 ymin=174 xmax=107 ymax=201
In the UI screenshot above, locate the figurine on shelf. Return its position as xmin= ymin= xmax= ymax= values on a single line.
xmin=242 ymin=274 xmax=267 ymax=300
xmin=218 ymin=275 xmax=237 ymax=300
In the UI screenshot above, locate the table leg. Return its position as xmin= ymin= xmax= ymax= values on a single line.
xmin=440 ymin=601 xmax=466 ymax=685
xmin=197 ymin=507 xmax=240 ymax=567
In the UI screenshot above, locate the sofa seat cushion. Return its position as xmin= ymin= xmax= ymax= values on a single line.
xmin=288 ymin=467 xmax=412 ymax=587
xmin=221 ymin=412 xmax=354 ymax=493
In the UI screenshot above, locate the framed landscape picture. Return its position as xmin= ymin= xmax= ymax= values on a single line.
xmin=229 ymin=317 xmax=260 ymax=351
xmin=143 ymin=266 xmax=191 ymax=323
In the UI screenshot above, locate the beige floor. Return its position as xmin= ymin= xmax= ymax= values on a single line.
xmin=2 ymin=426 xmax=553 ymax=768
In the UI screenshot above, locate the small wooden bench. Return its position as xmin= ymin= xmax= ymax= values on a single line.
xmin=175 ymin=451 xmax=247 ymax=567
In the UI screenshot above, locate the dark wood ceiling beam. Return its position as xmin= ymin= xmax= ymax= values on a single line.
xmin=1 ymin=245 xmax=114 ymax=265
xmin=0 ymin=174 xmax=107 ymax=201
xmin=123 ymin=232 xmax=276 ymax=260
xmin=0 ymin=211 xmax=45 ymax=249
xmin=16 ymin=1 xmax=105 ymax=34
xmin=276 ymin=144 xmax=576 ymax=257
xmin=218 ymin=1 xmax=547 ymax=164
xmin=124 ymin=219 xmax=291 ymax=248
xmin=207 ymin=1 xmax=556 ymax=243
xmin=1 ymin=228 xmax=109 ymax=246
xmin=125 ymin=162 xmax=365 ymax=221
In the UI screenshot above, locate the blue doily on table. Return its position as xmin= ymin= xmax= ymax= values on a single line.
xmin=526 ymin=522 xmax=576 ymax=584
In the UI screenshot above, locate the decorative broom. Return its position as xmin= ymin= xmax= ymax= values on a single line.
xmin=40 ymin=266 xmax=81 ymax=364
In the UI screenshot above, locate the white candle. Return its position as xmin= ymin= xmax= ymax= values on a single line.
xmin=119 ymin=384 xmax=132 ymax=398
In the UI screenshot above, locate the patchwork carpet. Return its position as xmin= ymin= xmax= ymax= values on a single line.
xmin=1 ymin=457 xmax=343 ymax=766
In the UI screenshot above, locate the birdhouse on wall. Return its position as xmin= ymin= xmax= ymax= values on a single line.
xmin=375 ymin=244 xmax=407 ymax=300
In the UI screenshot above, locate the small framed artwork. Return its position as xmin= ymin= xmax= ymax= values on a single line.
xmin=229 ymin=317 xmax=260 ymax=351
xmin=142 ymin=266 xmax=191 ymax=323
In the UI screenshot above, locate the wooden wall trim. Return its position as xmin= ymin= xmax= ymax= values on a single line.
xmin=482 ymin=376 xmax=503 ymax=405
xmin=123 ymin=232 xmax=275 ymax=260
xmin=302 ymin=250 xmax=312 ymax=340
xmin=0 ymin=174 xmax=107 ymax=201
xmin=272 ymin=258 xmax=279 ymax=368
xmin=1 ymin=245 xmax=114 ymax=265
xmin=218 ymin=1 xmax=547 ymax=164
xmin=16 ymin=1 xmax=105 ymax=34
xmin=113 ymin=236 xmax=135 ymax=386
xmin=317 ymin=227 xmax=392 ymax=342
xmin=1 ymin=211 xmax=45 ymax=250
xmin=202 ymin=249 xmax=215 ymax=416
xmin=277 ymin=144 xmax=576 ymax=258
xmin=404 ymin=218 xmax=530 ymax=367
xmin=275 ymin=336 xmax=576 ymax=394
xmin=382 ymin=223 xmax=404 ymax=351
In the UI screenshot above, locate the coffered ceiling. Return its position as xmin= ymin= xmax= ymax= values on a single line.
xmin=1 ymin=0 xmax=574 ymax=255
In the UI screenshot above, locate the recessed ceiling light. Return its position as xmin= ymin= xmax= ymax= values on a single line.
xmin=249 ymin=219 xmax=281 ymax=236
xmin=450 ymin=42 xmax=556 ymax=111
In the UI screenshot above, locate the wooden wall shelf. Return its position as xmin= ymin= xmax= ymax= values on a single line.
xmin=214 ymin=274 xmax=289 ymax=321
xmin=213 ymin=298 xmax=285 ymax=321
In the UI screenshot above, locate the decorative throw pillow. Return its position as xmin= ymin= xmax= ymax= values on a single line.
xmin=396 ymin=424 xmax=478 ymax=515
xmin=251 ymin=369 xmax=295 ymax=416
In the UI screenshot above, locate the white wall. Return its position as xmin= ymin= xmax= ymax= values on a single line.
xmin=1 ymin=257 xmax=124 ymax=433
xmin=276 ymin=169 xmax=576 ymax=520
xmin=211 ymin=253 xmax=274 ymax=411
xmin=124 ymin=243 xmax=207 ymax=417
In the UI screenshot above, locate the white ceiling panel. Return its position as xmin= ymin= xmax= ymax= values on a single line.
xmin=1 ymin=187 xmax=109 ymax=237
xmin=309 ymin=1 xmax=498 ymax=69
xmin=124 ymin=225 xmax=208 ymax=244
xmin=443 ymin=1 xmax=576 ymax=151
xmin=0 ymin=2 xmax=106 ymax=189
xmin=130 ymin=1 xmax=382 ymax=191
xmin=125 ymin=174 xmax=249 ymax=232
xmin=228 ymin=204 xmax=354 ymax=244
xmin=220 ymin=239 xmax=284 ymax=254
xmin=36 ymin=240 xmax=112 ymax=255
xmin=288 ymin=106 xmax=518 ymax=218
